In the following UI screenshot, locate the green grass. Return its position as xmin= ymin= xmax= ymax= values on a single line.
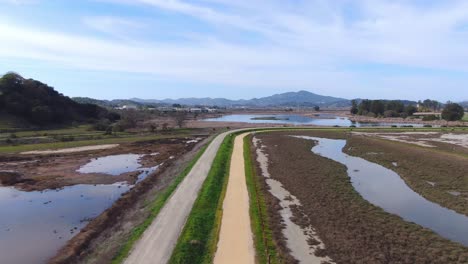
xmin=463 ymin=114 xmax=468 ymax=121
xmin=243 ymin=135 xmax=282 ymax=264
xmin=169 ymin=133 xmax=236 ymax=264
xmin=111 ymin=141 xmax=210 ymax=264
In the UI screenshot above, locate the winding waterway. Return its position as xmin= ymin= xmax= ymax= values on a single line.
xmin=296 ymin=136 xmax=468 ymax=246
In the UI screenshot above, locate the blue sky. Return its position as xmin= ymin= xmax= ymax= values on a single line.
xmin=1 ymin=0 xmax=468 ymax=101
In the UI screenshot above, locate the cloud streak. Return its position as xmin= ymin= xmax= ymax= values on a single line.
xmin=2 ymin=0 xmax=468 ymax=100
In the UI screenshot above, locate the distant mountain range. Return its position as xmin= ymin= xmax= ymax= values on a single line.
xmin=129 ymin=90 xmax=350 ymax=108
xmin=73 ymin=91 xmax=465 ymax=109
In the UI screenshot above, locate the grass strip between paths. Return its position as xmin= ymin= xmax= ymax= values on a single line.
xmin=244 ymin=134 xmax=282 ymax=264
xmin=111 ymin=141 xmax=211 ymax=264
xmin=169 ymin=133 xmax=237 ymax=264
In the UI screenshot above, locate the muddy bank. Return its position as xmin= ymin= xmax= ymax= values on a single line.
xmin=49 ymin=137 xmax=210 ymax=264
xmin=0 ymin=137 xmax=204 ymax=191
xmin=252 ymin=136 xmax=332 ymax=264
xmin=256 ymin=131 xmax=468 ymax=264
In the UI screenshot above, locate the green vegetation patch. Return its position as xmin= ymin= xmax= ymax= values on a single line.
xmin=243 ymin=135 xmax=281 ymax=264
xmin=169 ymin=133 xmax=236 ymax=264
xmin=463 ymin=114 xmax=468 ymax=121
xmin=112 ymin=142 xmax=210 ymax=264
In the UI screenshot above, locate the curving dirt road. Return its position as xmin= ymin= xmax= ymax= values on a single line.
xmin=213 ymin=133 xmax=255 ymax=264
xmin=124 ymin=131 xmax=231 ymax=264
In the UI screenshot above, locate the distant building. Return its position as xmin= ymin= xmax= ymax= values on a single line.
xmin=189 ymin=108 xmax=202 ymax=113
xmin=116 ymin=105 xmax=138 ymax=110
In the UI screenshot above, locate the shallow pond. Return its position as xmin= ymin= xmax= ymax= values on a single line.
xmin=0 ymin=183 xmax=129 ymax=264
xmin=204 ymin=114 xmax=426 ymax=127
xmin=77 ymin=154 xmax=144 ymax=175
xmin=296 ymin=136 xmax=468 ymax=246
xmin=0 ymin=153 xmax=160 ymax=264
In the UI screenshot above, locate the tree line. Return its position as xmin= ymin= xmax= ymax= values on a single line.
xmin=350 ymin=99 xmax=417 ymax=118
xmin=350 ymin=99 xmax=465 ymax=121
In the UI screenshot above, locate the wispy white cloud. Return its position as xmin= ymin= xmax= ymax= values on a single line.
xmin=3 ymin=0 xmax=468 ymax=99
xmin=82 ymin=16 xmax=146 ymax=39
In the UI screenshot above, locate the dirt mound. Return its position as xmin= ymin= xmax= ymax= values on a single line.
xmin=0 ymin=171 xmax=23 ymax=185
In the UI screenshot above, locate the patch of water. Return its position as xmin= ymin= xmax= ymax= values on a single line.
xmin=77 ymin=154 xmax=144 ymax=175
xmin=77 ymin=153 xmax=160 ymax=184
xmin=253 ymin=137 xmax=333 ymax=263
xmin=204 ymin=114 xmax=427 ymax=127
xmin=295 ymin=136 xmax=468 ymax=246
xmin=1 ymin=153 xmax=162 ymax=264
xmin=0 ymin=183 xmax=129 ymax=264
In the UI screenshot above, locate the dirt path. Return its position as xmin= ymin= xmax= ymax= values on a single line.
xmin=21 ymin=144 xmax=119 ymax=155
xmin=214 ymin=133 xmax=255 ymax=264
xmin=123 ymin=131 xmax=231 ymax=264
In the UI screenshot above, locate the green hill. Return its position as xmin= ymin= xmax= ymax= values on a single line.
xmin=0 ymin=72 xmax=117 ymax=126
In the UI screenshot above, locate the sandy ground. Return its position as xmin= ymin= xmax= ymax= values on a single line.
xmin=123 ymin=131 xmax=231 ymax=264
xmin=214 ymin=133 xmax=255 ymax=264
xmin=20 ymin=144 xmax=119 ymax=155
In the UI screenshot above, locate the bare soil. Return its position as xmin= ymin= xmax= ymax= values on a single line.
xmin=255 ymin=131 xmax=468 ymax=264
xmin=49 ymin=136 xmax=210 ymax=264
xmin=0 ymin=137 xmax=204 ymax=191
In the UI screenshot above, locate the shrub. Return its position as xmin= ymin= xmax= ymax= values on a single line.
xmin=422 ymin=115 xmax=438 ymax=121
xmin=384 ymin=110 xmax=398 ymax=118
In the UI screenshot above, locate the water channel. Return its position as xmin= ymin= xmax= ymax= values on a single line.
xmin=296 ymin=136 xmax=468 ymax=246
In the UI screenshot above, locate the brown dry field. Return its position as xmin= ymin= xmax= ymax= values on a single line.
xmin=254 ymin=130 xmax=468 ymax=264
xmin=0 ymin=137 xmax=203 ymax=191
xmin=50 ymin=137 xmax=210 ymax=264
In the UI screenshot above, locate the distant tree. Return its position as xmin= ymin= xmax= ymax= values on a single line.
xmin=383 ymin=110 xmax=398 ymax=118
xmin=172 ymin=104 xmax=182 ymax=108
xmin=404 ymin=105 xmax=418 ymax=116
xmin=350 ymin=100 xmax=358 ymax=115
xmin=162 ymin=123 xmax=169 ymax=130
xmin=149 ymin=123 xmax=159 ymax=132
xmin=31 ymin=106 xmax=53 ymax=124
xmin=420 ymin=99 xmax=442 ymax=112
xmin=370 ymin=100 xmax=385 ymax=116
xmin=441 ymin=103 xmax=464 ymax=121
xmin=106 ymin=112 xmax=121 ymax=122
xmin=119 ymin=109 xmax=139 ymax=129
xmin=174 ymin=112 xmax=188 ymax=128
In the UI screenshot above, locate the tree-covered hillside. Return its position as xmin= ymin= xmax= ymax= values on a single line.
xmin=0 ymin=72 xmax=117 ymax=125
